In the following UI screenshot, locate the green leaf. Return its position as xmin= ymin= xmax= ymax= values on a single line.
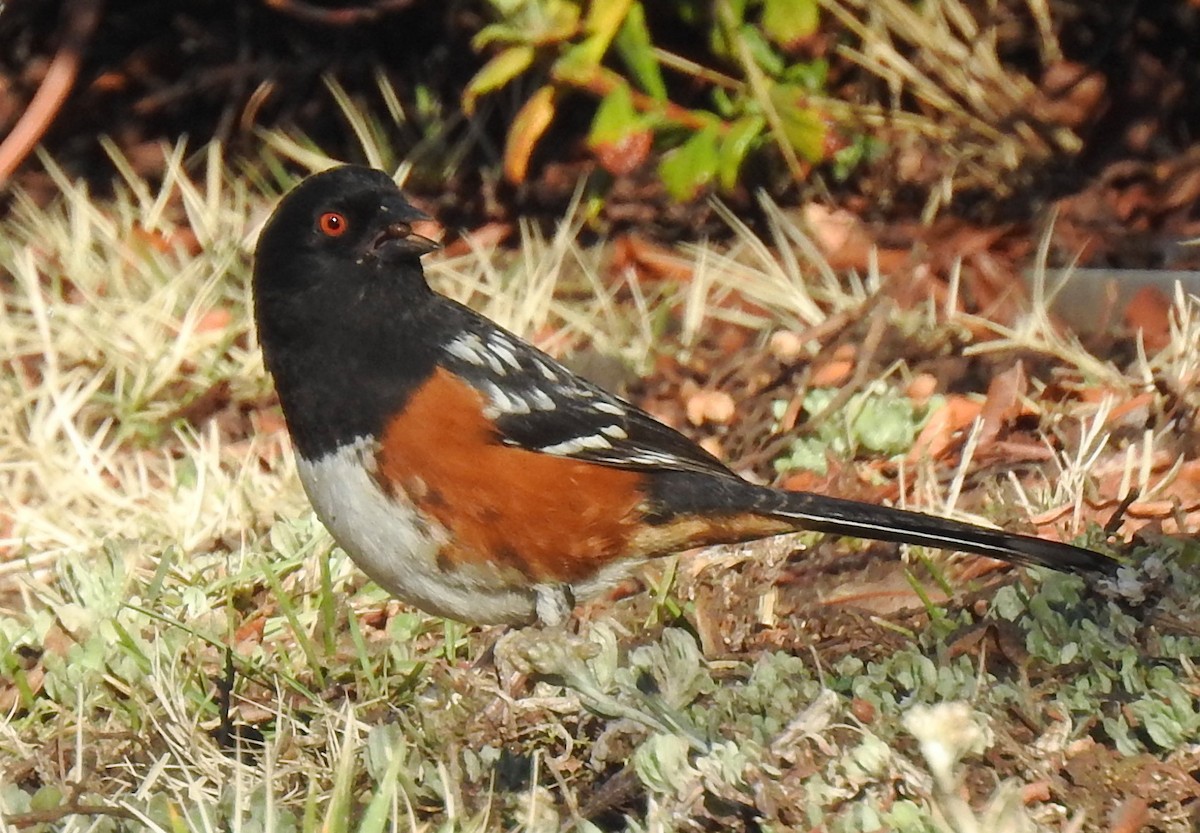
xmin=358 ymin=732 xmax=407 ymax=833
xmin=29 ymin=785 xmax=64 ymax=813
xmin=471 ymin=22 xmax=527 ymax=51
xmin=851 ymin=392 xmax=917 ymax=455
xmin=832 ymin=134 xmax=879 ymax=181
xmin=739 ymin=24 xmax=785 ymax=75
xmin=552 ymin=42 xmax=599 ymax=85
xmin=710 ymin=0 xmax=750 ymax=60
xmin=476 ymin=1 xmax=579 ymax=49
xmin=587 ymin=83 xmax=652 ymax=175
xmin=588 ymin=83 xmax=640 ymax=147
xmin=484 ymin=0 xmax=526 ymax=17
xmin=722 ymin=0 xmax=749 ymax=28
xmin=577 ymin=0 xmax=634 ymax=65
xmin=1130 ymin=680 xmax=1199 ymax=749
xmin=712 ymin=87 xmax=736 ymax=118
xmin=534 ymin=0 xmax=584 ymax=43
xmin=633 ymin=733 xmax=696 ymax=794
xmin=658 ymin=125 xmax=720 ymax=201
xmin=783 ymin=57 xmax=828 ymax=90
xmin=627 ymin=628 xmax=712 ymax=708
xmin=769 ymin=84 xmax=829 ymax=161
xmin=717 ymin=114 xmax=764 ymax=190
xmin=614 ymin=1 xmax=667 ymax=100
xmin=762 ymin=0 xmax=819 ymax=49
xmin=463 ymin=45 xmax=536 ymax=114
xmin=322 ymin=721 xmax=358 ymax=833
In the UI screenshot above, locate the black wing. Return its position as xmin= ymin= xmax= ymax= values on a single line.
xmin=438 ymin=316 xmax=735 ymax=478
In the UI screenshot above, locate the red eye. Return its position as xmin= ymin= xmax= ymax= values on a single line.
xmin=318 ymin=212 xmax=348 ymax=237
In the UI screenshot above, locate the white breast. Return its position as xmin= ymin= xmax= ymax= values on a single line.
xmin=294 ymin=439 xmax=541 ymax=625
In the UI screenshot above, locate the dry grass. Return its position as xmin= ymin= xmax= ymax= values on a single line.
xmin=0 ymin=144 xmax=1198 ymax=833
xmin=819 ymin=0 xmax=1084 ymax=218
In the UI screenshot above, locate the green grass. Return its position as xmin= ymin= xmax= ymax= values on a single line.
xmin=1 ymin=144 xmax=1198 ymax=833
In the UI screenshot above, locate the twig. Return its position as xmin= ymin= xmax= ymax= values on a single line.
xmin=1105 ymin=488 xmax=1140 ymax=536
xmin=132 ymin=62 xmax=271 ymax=115
xmin=0 ymin=0 xmax=105 ymax=186
xmin=1 ymin=803 xmax=140 ymax=829
xmin=563 ymin=65 xmax=726 ymax=135
xmin=261 ymin=0 xmax=418 ymax=25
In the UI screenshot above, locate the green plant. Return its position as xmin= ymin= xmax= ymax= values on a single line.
xmin=463 ymin=0 xmax=869 ymax=200
xmin=771 ymin=383 xmax=945 ymax=476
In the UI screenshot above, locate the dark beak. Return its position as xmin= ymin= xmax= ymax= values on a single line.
xmin=370 ymin=222 xmax=441 ymax=257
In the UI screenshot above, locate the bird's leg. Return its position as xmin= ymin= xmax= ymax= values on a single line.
xmin=534 ymin=582 xmax=576 ymax=627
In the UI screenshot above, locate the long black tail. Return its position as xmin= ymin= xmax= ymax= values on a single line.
xmin=766 ymin=489 xmax=1119 ymax=575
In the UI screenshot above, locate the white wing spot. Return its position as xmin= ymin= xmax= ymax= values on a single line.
xmin=600 ymin=424 xmax=628 ymax=440
xmin=445 ymin=334 xmax=487 ymax=366
xmin=501 ymin=392 xmax=531 ymax=415
xmin=593 ymin=401 xmax=624 ymax=416
xmin=483 ymin=352 xmax=506 ymax=376
xmin=624 ymin=451 xmax=680 ymax=466
xmin=449 ymin=333 xmax=508 ymax=375
xmin=534 ymin=359 xmax=560 ymax=382
xmin=480 ymin=381 xmax=532 ymax=417
xmin=540 ymin=434 xmax=613 ymax=456
xmin=488 ymin=336 xmax=522 ymax=370
xmin=527 ymin=387 xmax=556 ymax=411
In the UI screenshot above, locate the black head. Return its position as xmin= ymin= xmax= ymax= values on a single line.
xmin=253 ymin=165 xmax=439 ymax=304
xmin=252 ymin=166 xmax=450 ymax=456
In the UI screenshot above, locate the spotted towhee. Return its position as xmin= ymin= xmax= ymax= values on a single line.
xmin=253 ymin=166 xmax=1118 ymax=626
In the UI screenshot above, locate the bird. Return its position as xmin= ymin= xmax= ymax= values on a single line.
xmin=252 ymin=165 xmax=1119 ymax=627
